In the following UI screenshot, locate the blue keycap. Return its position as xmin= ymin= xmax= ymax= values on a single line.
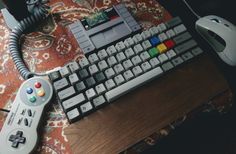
xmin=150 ymin=36 xmax=160 ymax=47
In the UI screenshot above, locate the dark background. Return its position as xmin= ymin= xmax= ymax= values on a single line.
xmin=143 ymin=0 xmax=236 ymax=154
xmin=0 ymin=0 xmax=235 ymax=153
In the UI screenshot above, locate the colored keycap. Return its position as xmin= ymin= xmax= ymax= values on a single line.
xmin=164 ymin=40 xmax=175 ymax=49
xmin=148 ymin=48 xmax=159 ymax=58
xmin=26 ymin=88 xmax=33 ymax=94
xmin=35 ymin=82 xmax=41 ymax=88
xmin=37 ymin=90 xmax=45 ymax=97
xmin=149 ymin=36 xmax=160 ymax=47
xmin=29 ymin=96 xmax=36 ymax=103
xmin=157 ymin=43 xmax=167 ymax=53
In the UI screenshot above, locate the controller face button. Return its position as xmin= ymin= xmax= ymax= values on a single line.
xmin=29 ymin=96 xmax=36 ymax=102
xmin=35 ymin=82 xmax=41 ymax=88
xmin=26 ymin=88 xmax=33 ymax=94
xmin=37 ymin=90 xmax=45 ymax=97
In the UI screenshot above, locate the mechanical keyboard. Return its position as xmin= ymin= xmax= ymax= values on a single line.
xmin=49 ymin=16 xmax=204 ymax=123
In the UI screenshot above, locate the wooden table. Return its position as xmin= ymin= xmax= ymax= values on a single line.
xmin=64 ymin=52 xmax=232 ymax=153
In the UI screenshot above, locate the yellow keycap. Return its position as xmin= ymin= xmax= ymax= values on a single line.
xmin=157 ymin=43 xmax=167 ymax=53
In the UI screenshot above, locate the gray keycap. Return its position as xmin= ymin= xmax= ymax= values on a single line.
xmin=114 ymin=64 xmax=125 ymax=74
xmin=114 ymin=74 xmax=125 ymax=85
xmin=191 ymin=47 xmax=204 ymax=56
xmin=142 ymin=40 xmax=152 ymax=50
xmin=133 ymin=33 xmax=143 ymax=43
xmin=85 ymin=88 xmax=97 ymax=100
xmin=166 ymin=49 xmax=177 ymax=59
xmin=162 ymin=62 xmax=174 ymax=71
xmin=67 ymin=61 xmax=80 ymax=72
xmin=131 ymin=55 xmax=142 ymax=65
xmin=80 ymin=102 xmax=93 ymax=114
xmin=173 ymin=32 xmax=192 ymax=44
xmin=95 ymin=83 xmax=106 ymax=94
xmin=140 ymin=51 xmax=151 ymax=61
xmin=158 ymin=53 xmax=169 ymax=63
xmin=62 ymin=93 xmax=86 ymax=111
xmin=59 ymin=66 xmax=70 ymax=77
xmin=132 ymin=66 xmax=143 ymax=76
xmin=67 ymin=108 xmax=80 ymax=121
xmin=133 ymin=44 xmax=144 ymax=54
xmin=174 ymin=40 xmax=197 ymax=54
xmin=182 ymin=52 xmax=194 ymax=61
xmin=107 ymin=56 xmax=117 ymax=66
xmin=157 ymin=23 xmax=167 ymax=32
xmin=116 ymin=52 xmax=126 ymax=62
xmin=107 ymin=45 xmax=117 ymax=55
xmin=97 ymin=49 xmax=108 ymax=60
xmin=58 ymin=86 xmax=76 ymax=101
xmin=123 ymin=70 xmax=134 ymax=81
xmin=125 ymin=48 xmax=135 ymax=58
xmin=174 ymin=24 xmax=187 ymax=34
xmin=75 ymin=81 xmax=86 ymax=92
xmin=115 ymin=41 xmax=126 ymax=52
xmin=69 ymin=73 xmax=79 ymax=84
xmin=149 ymin=57 xmax=160 ymax=67
xmin=105 ymin=68 xmax=115 ymax=79
xmin=141 ymin=61 xmax=152 ymax=72
xmin=158 ymin=33 xmax=168 ymax=42
xmin=166 ymin=29 xmax=176 ymax=38
xmin=88 ymin=64 xmax=99 ymax=75
xmin=88 ymin=53 xmax=99 ymax=64
xmin=166 ymin=16 xmax=182 ymax=28
xmin=53 ymin=78 xmax=69 ymax=91
xmin=79 ymin=57 xmax=90 ymax=68
xmin=172 ymin=56 xmax=184 ymax=66
xmin=123 ymin=59 xmax=133 ymax=70
xmin=141 ymin=30 xmax=151 ymax=39
xmin=124 ymin=37 xmax=134 ymax=48
xmin=98 ymin=60 xmax=108 ymax=71
xmin=93 ymin=95 xmax=106 ymax=108
xmin=105 ymin=79 xmax=116 ymax=90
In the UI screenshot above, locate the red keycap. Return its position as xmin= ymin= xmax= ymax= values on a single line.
xmin=164 ymin=40 xmax=175 ymax=49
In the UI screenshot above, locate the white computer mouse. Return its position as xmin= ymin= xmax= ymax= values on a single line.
xmin=195 ymin=15 xmax=236 ymax=66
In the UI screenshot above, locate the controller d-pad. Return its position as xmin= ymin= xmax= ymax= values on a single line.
xmin=8 ymin=131 xmax=26 ymax=148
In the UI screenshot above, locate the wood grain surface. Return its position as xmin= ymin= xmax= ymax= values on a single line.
xmin=64 ymin=53 xmax=229 ymax=154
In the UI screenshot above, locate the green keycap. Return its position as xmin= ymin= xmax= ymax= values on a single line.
xmin=148 ymin=47 xmax=159 ymax=58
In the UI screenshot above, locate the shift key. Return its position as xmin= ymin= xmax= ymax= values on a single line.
xmin=62 ymin=93 xmax=86 ymax=111
xmin=58 ymin=86 xmax=76 ymax=101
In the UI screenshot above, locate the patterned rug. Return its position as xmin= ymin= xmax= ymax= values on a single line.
xmin=0 ymin=0 xmax=173 ymax=153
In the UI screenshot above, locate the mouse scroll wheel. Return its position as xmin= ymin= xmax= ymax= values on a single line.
xmin=211 ymin=18 xmax=220 ymax=23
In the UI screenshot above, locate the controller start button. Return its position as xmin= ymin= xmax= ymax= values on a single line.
xmin=35 ymin=82 xmax=41 ymax=88
xmin=29 ymin=96 xmax=36 ymax=103
xmin=37 ymin=90 xmax=45 ymax=97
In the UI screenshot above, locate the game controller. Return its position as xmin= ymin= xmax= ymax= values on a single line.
xmin=0 ymin=77 xmax=53 ymax=154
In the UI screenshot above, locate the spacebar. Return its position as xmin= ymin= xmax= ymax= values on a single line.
xmin=105 ymin=67 xmax=163 ymax=102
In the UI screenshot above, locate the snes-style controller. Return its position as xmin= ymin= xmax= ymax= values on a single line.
xmin=0 ymin=77 xmax=53 ymax=154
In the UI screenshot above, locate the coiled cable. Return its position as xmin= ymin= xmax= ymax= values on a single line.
xmin=9 ymin=1 xmax=50 ymax=80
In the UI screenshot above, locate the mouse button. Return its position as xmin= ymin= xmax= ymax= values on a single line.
xmin=211 ymin=18 xmax=220 ymax=23
xmin=207 ymin=30 xmax=226 ymax=47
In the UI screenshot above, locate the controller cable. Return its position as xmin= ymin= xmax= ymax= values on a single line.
xmin=9 ymin=0 xmax=50 ymax=80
